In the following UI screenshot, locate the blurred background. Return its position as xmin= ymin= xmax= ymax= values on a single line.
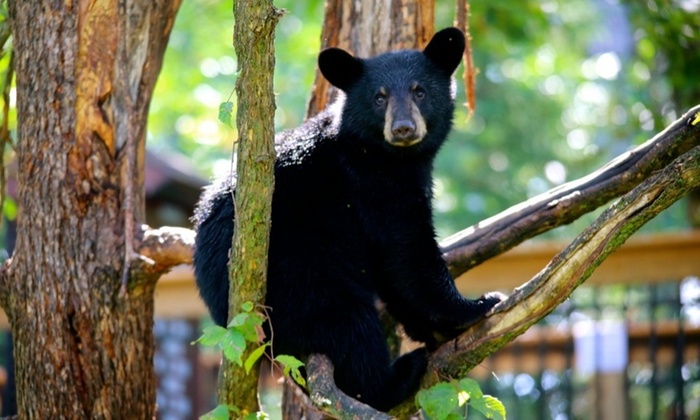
xmin=146 ymin=0 xmax=699 ymax=239
xmin=1 ymin=0 xmax=699 ymax=418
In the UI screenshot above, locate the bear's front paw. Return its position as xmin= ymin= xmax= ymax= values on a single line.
xmin=475 ymin=291 xmax=507 ymax=315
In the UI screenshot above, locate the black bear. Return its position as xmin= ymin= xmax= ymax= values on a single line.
xmin=193 ymin=27 xmax=503 ymax=412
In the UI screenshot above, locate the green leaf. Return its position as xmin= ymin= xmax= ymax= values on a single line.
xmin=229 ymin=312 xmax=250 ymax=328
xmin=416 ymin=382 xmax=462 ymax=420
xmin=200 ymin=404 xmax=236 ymax=420
xmin=454 ymin=378 xmax=506 ymax=419
xmin=196 ymin=325 xmax=247 ymax=365
xmin=274 ymin=354 xmax=304 ymax=369
xmin=457 ymin=378 xmax=484 ymax=399
xmin=229 ymin=310 xmax=265 ymax=343
xmin=193 ymin=325 xmax=228 ymax=347
xmin=199 ymin=404 xmax=269 ymax=420
xmin=275 ymin=354 xmax=306 ymax=387
xmin=220 ymin=328 xmax=247 ymax=366
xmin=244 ymin=343 xmax=270 ymax=374
xmin=469 ymin=394 xmax=506 ymax=420
xmin=289 ymin=366 xmax=306 ymax=387
xmin=218 ymin=101 xmax=234 ymax=126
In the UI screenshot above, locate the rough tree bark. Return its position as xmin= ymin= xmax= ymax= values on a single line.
xmin=0 ymin=0 xmax=181 ymax=417
xmin=217 ymin=0 xmax=283 ymax=415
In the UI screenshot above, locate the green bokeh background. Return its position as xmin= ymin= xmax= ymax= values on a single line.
xmin=148 ymin=0 xmax=699 ymax=239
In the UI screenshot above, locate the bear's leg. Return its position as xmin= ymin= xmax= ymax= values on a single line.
xmin=379 ymin=347 xmax=429 ymax=410
xmin=325 ymin=307 xmax=428 ymax=412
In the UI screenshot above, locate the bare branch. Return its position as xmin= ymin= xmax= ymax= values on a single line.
xmin=441 ymin=105 xmax=700 ymax=276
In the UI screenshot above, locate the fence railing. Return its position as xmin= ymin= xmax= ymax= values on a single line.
xmin=471 ymin=280 xmax=699 ymax=420
xmin=455 ymin=230 xmax=700 ymax=420
xmin=146 ymin=230 xmax=700 ymax=419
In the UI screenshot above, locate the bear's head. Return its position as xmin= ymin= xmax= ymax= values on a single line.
xmin=318 ymin=28 xmax=465 ymax=156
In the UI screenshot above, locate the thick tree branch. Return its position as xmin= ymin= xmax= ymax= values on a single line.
xmin=221 ymin=1 xmax=283 ymax=414
xmin=306 ymin=354 xmax=394 ymax=420
xmin=441 ymin=105 xmax=700 ymax=276
xmin=304 ymin=108 xmax=700 ymax=418
xmin=389 ymin=144 xmax=700 ymax=417
xmin=436 ymin=144 xmax=700 ymax=372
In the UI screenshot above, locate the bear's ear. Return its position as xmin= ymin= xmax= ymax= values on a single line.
xmin=423 ymin=27 xmax=465 ymax=76
xmin=318 ymin=48 xmax=364 ymax=91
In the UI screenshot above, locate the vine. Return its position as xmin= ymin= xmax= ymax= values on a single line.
xmin=194 ymin=301 xmax=306 ymax=419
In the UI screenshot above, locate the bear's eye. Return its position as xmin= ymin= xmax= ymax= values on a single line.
xmin=413 ymin=87 xmax=426 ymax=101
xmin=374 ymin=93 xmax=387 ymax=107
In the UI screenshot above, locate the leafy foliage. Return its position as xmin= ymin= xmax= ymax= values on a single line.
xmin=200 ymin=404 xmax=270 ymax=420
xmin=195 ymin=324 xmax=246 ymax=365
xmin=149 ymin=0 xmax=323 ymax=178
xmin=194 ymin=301 xmax=268 ymax=367
xmin=274 ymin=354 xmax=306 ymax=387
xmin=416 ymin=378 xmax=506 ymax=420
xmin=199 ymin=404 xmax=236 ymax=420
xmin=218 ymin=101 xmax=234 ymax=127
xmin=194 ymin=301 xmax=306 ymax=414
xmin=434 ymin=0 xmax=694 ymax=238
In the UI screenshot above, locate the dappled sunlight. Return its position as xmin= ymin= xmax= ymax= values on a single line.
xmin=199 ymin=56 xmax=237 ymax=78
xmin=565 ymin=128 xmax=590 ymax=150
xmin=544 ymin=160 xmax=567 ymax=185
xmin=580 ymin=52 xmax=621 ymax=81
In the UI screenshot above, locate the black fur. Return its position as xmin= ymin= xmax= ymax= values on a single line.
xmin=193 ymin=27 xmax=503 ymax=412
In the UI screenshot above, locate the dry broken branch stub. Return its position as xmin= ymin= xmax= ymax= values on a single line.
xmin=441 ymin=104 xmax=700 ymax=276
xmin=138 ymin=225 xmax=195 ymax=273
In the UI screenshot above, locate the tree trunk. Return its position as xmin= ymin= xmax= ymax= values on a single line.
xmin=2 ymin=0 xmax=180 ymax=416
xmin=305 ymin=0 xmax=434 ymax=117
xmin=218 ymin=0 xmax=282 ymax=415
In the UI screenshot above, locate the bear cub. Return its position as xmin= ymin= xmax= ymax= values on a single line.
xmin=193 ymin=27 xmax=503 ymax=412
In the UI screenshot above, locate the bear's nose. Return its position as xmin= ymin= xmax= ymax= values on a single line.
xmin=391 ymin=120 xmax=416 ymax=140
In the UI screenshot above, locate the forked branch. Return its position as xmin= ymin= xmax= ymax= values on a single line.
xmin=426 ymin=144 xmax=700 ymax=383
